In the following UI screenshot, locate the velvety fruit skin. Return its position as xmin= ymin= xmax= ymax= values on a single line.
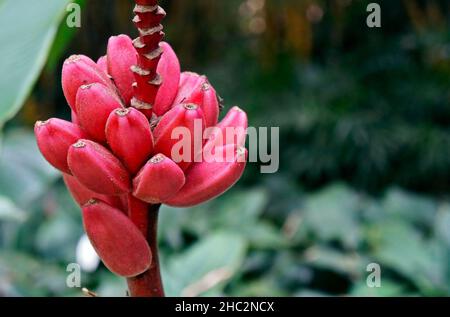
xmin=63 ymin=173 xmax=123 ymax=208
xmin=82 ymin=200 xmax=152 ymax=277
xmin=202 ymin=106 xmax=248 ymax=160
xmin=200 ymin=82 xmax=220 ymax=127
xmin=76 ymin=83 xmax=124 ymax=143
xmin=106 ymin=108 xmax=154 ymax=174
xmin=97 ymin=55 xmax=108 ymax=73
xmin=133 ymin=154 xmax=185 ymax=204
xmin=68 ymin=139 xmax=131 ymax=196
xmin=62 ymin=55 xmax=114 ymax=111
xmin=107 ymin=35 xmax=137 ymax=105
xmin=173 ymin=72 xmax=204 ymax=105
xmin=153 ymin=42 xmax=181 ymax=116
xmin=173 ymin=72 xmax=219 ymax=127
xmin=153 ymin=104 xmax=205 ymax=171
xmin=71 ymin=110 xmax=80 ymax=126
xmin=164 ymin=145 xmax=247 ymax=207
xmin=34 ymin=118 xmax=86 ymax=174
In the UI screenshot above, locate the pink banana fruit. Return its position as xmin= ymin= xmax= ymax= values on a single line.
xmin=97 ymin=55 xmax=108 ymax=73
xmin=133 ymin=154 xmax=185 ymax=204
xmin=173 ymin=72 xmax=220 ymax=127
xmin=106 ymin=108 xmax=154 ymax=174
xmin=82 ymin=200 xmax=152 ymax=277
xmin=63 ymin=173 xmax=123 ymax=209
xmin=107 ymin=35 xmax=137 ymax=105
xmin=62 ymin=55 xmax=114 ymax=111
xmin=67 ymin=139 xmax=131 ymax=196
xmin=153 ymin=104 xmax=205 ymax=171
xmin=75 ymin=83 xmax=123 ymax=142
xmin=202 ymin=106 xmax=248 ymax=160
xmin=152 ymin=42 xmax=181 ymax=116
xmin=34 ymin=118 xmax=86 ymax=174
xmin=164 ymin=144 xmax=247 ymax=207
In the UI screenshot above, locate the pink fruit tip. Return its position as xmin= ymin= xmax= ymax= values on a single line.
xmin=114 ymin=108 xmax=131 ymax=116
xmin=65 ymin=55 xmax=82 ymax=64
xmin=201 ymin=83 xmax=211 ymax=91
xmin=150 ymin=154 xmax=165 ymax=164
xmin=184 ymin=103 xmax=198 ymax=110
xmin=84 ymin=199 xmax=98 ymax=207
xmin=232 ymin=106 xmax=245 ymax=112
xmin=73 ymin=140 xmax=87 ymax=148
xmin=35 ymin=119 xmax=50 ymax=127
xmin=80 ymin=83 xmax=95 ymax=90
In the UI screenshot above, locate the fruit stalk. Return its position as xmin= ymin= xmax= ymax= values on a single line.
xmin=122 ymin=0 xmax=167 ymax=296
xmin=131 ymin=0 xmax=166 ymax=111
xmin=126 ymin=202 xmax=165 ymax=297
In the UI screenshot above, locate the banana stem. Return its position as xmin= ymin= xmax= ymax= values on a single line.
xmin=131 ymin=0 xmax=166 ymax=109
xmin=126 ymin=197 xmax=164 ymax=297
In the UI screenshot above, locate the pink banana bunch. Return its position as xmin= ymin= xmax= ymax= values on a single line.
xmin=34 ymin=6 xmax=247 ymax=278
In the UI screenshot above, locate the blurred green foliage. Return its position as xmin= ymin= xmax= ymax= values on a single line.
xmin=1 ymin=0 xmax=450 ymax=297
xmin=0 ymin=0 xmax=70 ymax=131
xmin=1 ymin=130 xmax=450 ymax=296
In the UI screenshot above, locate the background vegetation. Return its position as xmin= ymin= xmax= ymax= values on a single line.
xmin=0 ymin=0 xmax=449 ymax=296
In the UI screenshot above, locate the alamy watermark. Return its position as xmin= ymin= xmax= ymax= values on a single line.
xmin=366 ymin=263 xmax=382 ymax=288
xmin=66 ymin=3 xmax=81 ymax=28
xmin=66 ymin=263 xmax=81 ymax=288
xmin=66 ymin=261 xmax=383 ymax=289
xmin=66 ymin=3 xmax=382 ymax=32
xmin=367 ymin=3 xmax=381 ymax=28
xmin=169 ymin=119 xmax=279 ymax=174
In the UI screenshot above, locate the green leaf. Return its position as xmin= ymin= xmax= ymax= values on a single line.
xmin=176 ymin=188 xmax=269 ymax=236
xmin=303 ymin=246 xmax=364 ymax=277
xmin=0 ymin=0 xmax=71 ymax=128
xmin=0 ymin=251 xmax=69 ymax=296
xmin=350 ymin=279 xmax=406 ymax=297
xmin=241 ymin=222 xmax=288 ymax=249
xmin=294 ymin=289 xmax=329 ymax=297
xmin=0 ymin=195 xmax=26 ymax=249
xmin=158 ymin=205 xmax=188 ymax=250
xmin=211 ymin=188 xmax=269 ymax=228
xmin=368 ymin=221 xmax=448 ymax=294
xmin=231 ymin=278 xmax=287 ymax=297
xmin=302 ymin=183 xmax=362 ymax=248
xmin=435 ymin=204 xmax=450 ymax=248
xmin=46 ymin=0 xmax=86 ymax=72
xmin=35 ymin=211 xmax=81 ymax=262
xmin=160 ymin=188 xmax=270 ymax=249
xmin=163 ymin=232 xmax=247 ymax=297
xmin=0 ymin=196 xmax=26 ymax=222
xmin=0 ymin=130 xmax=59 ymax=206
xmin=381 ymin=188 xmax=437 ymax=226
xmin=95 ymin=273 xmax=128 ymax=297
